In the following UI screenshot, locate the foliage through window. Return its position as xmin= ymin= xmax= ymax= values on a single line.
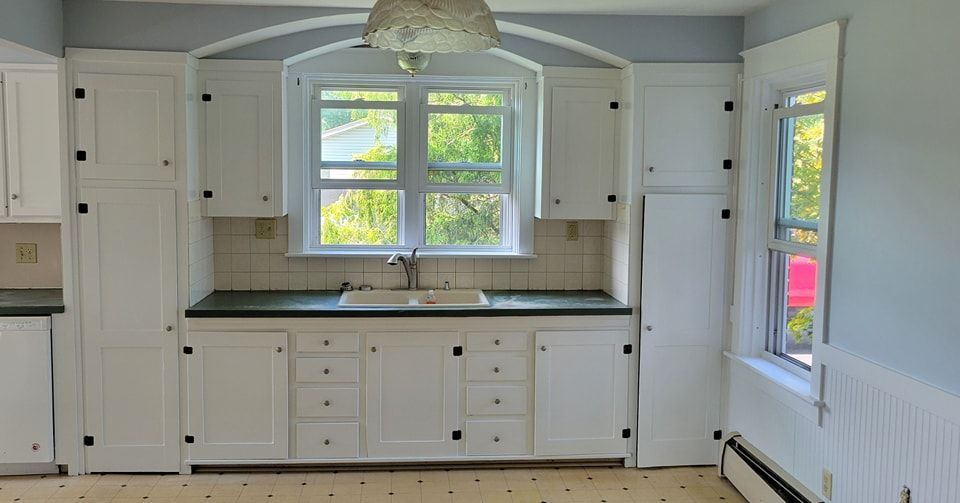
xmin=310 ymin=82 xmax=515 ymax=251
xmin=766 ymin=88 xmax=826 ymax=369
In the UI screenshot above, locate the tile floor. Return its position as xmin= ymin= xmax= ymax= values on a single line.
xmin=0 ymin=466 xmax=747 ymax=503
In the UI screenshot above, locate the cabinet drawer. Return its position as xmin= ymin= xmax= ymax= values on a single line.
xmin=296 ymin=357 xmax=359 ymax=383
xmin=466 ymin=386 xmax=527 ymax=416
xmin=465 ymin=420 xmax=528 ymax=456
xmin=466 ymin=356 xmax=527 ymax=381
xmin=297 ymin=332 xmax=359 ymax=353
xmin=296 ymin=388 xmax=359 ymax=418
xmin=466 ymin=332 xmax=528 ymax=351
xmin=296 ymin=423 xmax=359 ymax=459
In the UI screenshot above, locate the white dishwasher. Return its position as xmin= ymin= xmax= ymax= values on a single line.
xmin=0 ymin=317 xmax=54 ymax=464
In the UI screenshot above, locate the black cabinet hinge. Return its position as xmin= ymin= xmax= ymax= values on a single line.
xmin=623 ymin=344 xmax=633 ymax=355
xmin=721 ymin=209 xmax=732 ymax=220
xmin=201 ymin=93 xmax=212 ymax=102
xmin=607 ymin=194 xmax=617 ymax=203
xmin=713 ymin=430 xmax=723 ymax=441
xmin=77 ymin=203 xmax=89 ymax=214
xmin=452 ymin=346 xmax=463 ymax=356
xmin=75 ymin=88 xmax=86 ymax=99
xmin=622 ymin=428 xmax=631 ymax=439
xmin=723 ymin=159 xmax=733 ymax=170
xmin=83 ymin=435 xmax=94 ymax=446
xmin=202 ymin=190 xmax=214 ymax=199
xmin=452 ymin=430 xmax=462 ymax=441
xmin=76 ymin=150 xmax=87 ymax=162
xmin=609 ymin=101 xmax=620 ymax=110
xmin=183 ymin=346 xmax=194 ymax=355
xmin=184 ymin=435 xmax=195 ymax=444
xmin=724 ymin=100 xmax=735 ymax=112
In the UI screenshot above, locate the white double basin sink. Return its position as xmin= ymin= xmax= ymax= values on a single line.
xmin=338 ymin=289 xmax=490 ymax=308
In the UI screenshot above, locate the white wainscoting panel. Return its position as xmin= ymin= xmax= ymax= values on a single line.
xmin=725 ymin=346 xmax=960 ymax=502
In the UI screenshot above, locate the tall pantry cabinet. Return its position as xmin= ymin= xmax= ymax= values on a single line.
xmin=68 ymin=50 xmax=197 ymax=473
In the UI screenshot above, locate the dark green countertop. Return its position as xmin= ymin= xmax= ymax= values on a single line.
xmin=186 ymin=290 xmax=632 ymax=318
xmin=0 ymin=289 xmax=65 ymax=316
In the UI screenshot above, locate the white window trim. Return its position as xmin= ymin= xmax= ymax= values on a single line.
xmin=729 ymin=20 xmax=845 ymax=418
xmin=287 ymin=73 xmax=537 ymax=258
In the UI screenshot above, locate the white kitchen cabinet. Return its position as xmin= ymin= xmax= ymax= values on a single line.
xmin=186 ymin=332 xmax=288 ymax=460
xmin=0 ymin=68 xmax=62 ymax=220
xmin=200 ymin=61 xmax=285 ymax=217
xmin=78 ymin=187 xmax=180 ymax=472
xmin=365 ymin=332 xmax=460 ymax=458
xmin=534 ymin=330 xmax=629 ymax=456
xmin=75 ymin=72 xmax=176 ymax=181
xmin=537 ymin=68 xmax=621 ymax=220
xmin=637 ymin=194 xmax=729 ymax=466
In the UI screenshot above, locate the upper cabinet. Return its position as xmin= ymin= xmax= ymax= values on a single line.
xmin=75 ymin=73 xmax=176 ymax=181
xmin=633 ymin=65 xmax=741 ymax=188
xmin=536 ymin=68 xmax=622 ymax=220
xmin=199 ymin=60 xmax=286 ymax=217
xmin=0 ymin=67 xmax=62 ymax=220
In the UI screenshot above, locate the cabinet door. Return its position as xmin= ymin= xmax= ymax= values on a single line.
xmin=534 ymin=330 xmax=628 ymax=456
xmin=642 ymin=86 xmax=733 ymax=187
xmin=78 ymin=187 xmax=179 ymax=472
xmin=202 ymin=78 xmax=277 ymax=217
xmin=548 ymin=86 xmax=617 ymax=220
xmin=76 ymin=73 xmax=175 ymax=181
xmin=637 ymin=194 xmax=728 ymax=466
xmin=366 ymin=332 xmax=459 ymax=458
xmin=2 ymin=70 xmax=61 ymax=218
xmin=187 ymin=332 xmax=288 ymax=460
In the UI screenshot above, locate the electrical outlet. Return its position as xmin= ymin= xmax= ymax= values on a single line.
xmin=15 ymin=243 xmax=37 ymax=264
xmin=565 ymin=221 xmax=579 ymax=241
xmin=899 ymin=486 xmax=911 ymax=503
xmin=822 ymin=469 xmax=833 ymax=500
xmin=255 ymin=218 xmax=277 ymax=239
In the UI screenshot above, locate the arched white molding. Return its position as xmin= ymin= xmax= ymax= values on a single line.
xmin=191 ymin=13 xmax=628 ymax=68
xmin=0 ymin=37 xmax=58 ymax=63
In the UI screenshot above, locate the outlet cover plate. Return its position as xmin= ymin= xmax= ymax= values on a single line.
xmin=255 ymin=218 xmax=277 ymax=239
xmin=15 ymin=243 xmax=37 ymax=264
xmin=822 ymin=469 xmax=833 ymax=500
xmin=565 ymin=221 xmax=579 ymax=241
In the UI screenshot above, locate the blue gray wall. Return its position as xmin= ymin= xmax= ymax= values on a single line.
xmin=0 ymin=0 xmax=63 ymax=57
xmin=747 ymin=0 xmax=960 ymax=394
xmin=61 ymin=0 xmax=743 ymax=65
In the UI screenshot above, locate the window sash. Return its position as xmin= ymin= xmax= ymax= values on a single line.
xmin=420 ymin=193 xmax=509 ymax=249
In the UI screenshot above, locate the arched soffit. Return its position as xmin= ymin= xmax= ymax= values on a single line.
xmin=190 ymin=13 xmax=630 ymax=68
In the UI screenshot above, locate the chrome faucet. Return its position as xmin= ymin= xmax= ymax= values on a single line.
xmin=387 ymin=248 xmax=418 ymax=290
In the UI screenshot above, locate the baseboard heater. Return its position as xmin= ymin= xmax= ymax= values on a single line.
xmin=720 ymin=433 xmax=823 ymax=503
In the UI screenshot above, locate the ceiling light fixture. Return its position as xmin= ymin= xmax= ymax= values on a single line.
xmin=363 ymin=0 xmax=501 ymax=76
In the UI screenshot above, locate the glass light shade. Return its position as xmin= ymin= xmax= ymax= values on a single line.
xmin=363 ymin=0 xmax=501 ymax=53
xmin=396 ymin=51 xmax=432 ymax=75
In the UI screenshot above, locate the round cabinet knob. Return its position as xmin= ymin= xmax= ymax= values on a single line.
xmin=165 ymin=325 xmax=174 ymax=332
xmin=645 ymin=325 xmax=654 ymax=332
xmin=10 ymin=193 xmax=17 ymax=200
xmin=275 ymin=346 xmax=283 ymax=353
xmin=323 ymin=339 xmax=331 ymax=346
xmin=162 ymin=159 xmax=170 ymax=166
xmin=323 ymin=368 xmax=330 ymax=375
xmin=554 ymin=198 xmax=561 ymax=205
xmin=493 ymin=339 xmax=501 ymax=346
xmin=493 ymin=367 xmax=501 ymax=374
xmin=371 ymin=346 xmax=377 ymax=352
xmin=493 ymin=398 xmax=501 ymax=405
xmin=323 ymin=439 xmax=330 ymax=446
xmin=262 ymin=195 xmax=270 ymax=202
xmin=648 ymin=166 xmax=655 ymax=173
xmin=323 ymin=400 xmax=331 ymax=407
xmin=493 ymin=436 xmax=500 ymax=443
xmin=540 ymin=345 xmax=547 ymax=352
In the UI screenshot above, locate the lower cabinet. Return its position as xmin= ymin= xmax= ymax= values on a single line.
xmin=186 ymin=332 xmax=288 ymax=460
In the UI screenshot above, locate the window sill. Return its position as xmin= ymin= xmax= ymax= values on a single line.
xmin=287 ymin=251 xmax=538 ymax=259
xmin=724 ymin=351 xmax=823 ymax=422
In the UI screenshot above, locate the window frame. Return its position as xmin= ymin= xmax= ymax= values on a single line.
xmin=302 ymin=75 xmax=525 ymax=255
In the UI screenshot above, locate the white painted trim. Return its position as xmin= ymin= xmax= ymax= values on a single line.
xmin=283 ymin=37 xmax=363 ymax=66
xmin=741 ymin=20 xmax=847 ymax=78
xmin=189 ymin=14 xmax=628 ymax=68
xmin=724 ymin=352 xmax=820 ymax=423
xmin=197 ymin=59 xmax=283 ymax=72
xmin=186 ymin=453 xmax=629 ymax=466
xmin=0 ymin=37 xmax=58 ymax=64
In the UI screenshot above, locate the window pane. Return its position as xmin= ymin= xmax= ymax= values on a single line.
xmin=424 ymin=193 xmax=502 ymax=246
xmin=426 ymin=170 xmax=502 ymax=185
xmin=428 ymin=91 xmax=503 ymax=106
xmin=776 ymin=111 xmax=824 ymax=244
xmin=769 ymin=251 xmax=817 ymax=368
xmin=319 ymin=189 xmax=398 ymax=245
xmin=320 ymin=88 xmax=399 ymax=101
xmin=778 ymin=226 xmax=818 ymax=246
xmin=321 ymin=108 xmax=397 ymax=162
xmin=427 ymin=113 xmax=502 ymax=165
xmin=785 ymin=89 xmax=826 ymax=107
